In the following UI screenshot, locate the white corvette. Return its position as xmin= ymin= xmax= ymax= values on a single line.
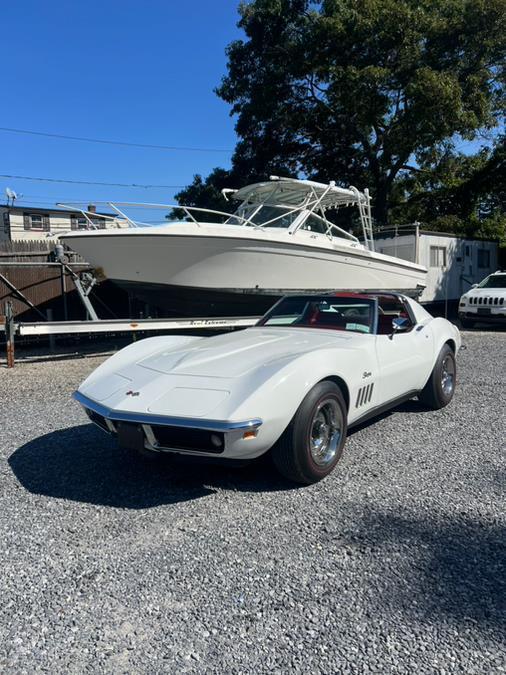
xmin=74 ymin=292 xmax=461 ymax=484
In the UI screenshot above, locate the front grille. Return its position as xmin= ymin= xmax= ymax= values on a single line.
xmin=470 ymin=296 xmax=504 ymax=305
xmin=85 ymin=408 xmax=111 ymax=433
xmin=150 ymin=426 xmax=225 ymax=454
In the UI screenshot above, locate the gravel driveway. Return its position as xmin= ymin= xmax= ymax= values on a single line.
xmin=0 ymin=330 xmax=505 ymax=673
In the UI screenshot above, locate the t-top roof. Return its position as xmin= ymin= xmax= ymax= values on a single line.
xmin=232 ymin=176 xmax=367 ymax=209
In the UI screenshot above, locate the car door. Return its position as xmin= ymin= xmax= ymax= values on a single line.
xmin=374 ymin=299 xmax=434 ymax=402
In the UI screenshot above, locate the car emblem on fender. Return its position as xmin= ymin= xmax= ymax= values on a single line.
xmin=126 ymin=390 xmax=140 ymax=397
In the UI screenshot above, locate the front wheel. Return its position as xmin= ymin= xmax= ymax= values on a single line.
xmin=418 ymin=344 xmax=456 ymax=410
xmin=272 ymin=381 xmax=347 ymax=485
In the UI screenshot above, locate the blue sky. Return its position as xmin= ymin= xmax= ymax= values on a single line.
xmin=0 ymin=0 xmax=242 ymax=215
xmin=1 ymin=1 xmax=497 ymax=222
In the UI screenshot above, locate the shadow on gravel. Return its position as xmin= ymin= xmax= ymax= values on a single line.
xmin=349 ymin=398 xmax=429 ymax=435
xmin=9 ymin=424 xmax=294 ymax=508
xmin=340 ymin=512 xmax=505 ymax=633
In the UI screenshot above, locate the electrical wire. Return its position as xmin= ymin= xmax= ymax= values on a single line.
xmin=0 ymin=174 xmax=185 ymax=188
xmin=0 ymin=126 xmax=232 ymax=154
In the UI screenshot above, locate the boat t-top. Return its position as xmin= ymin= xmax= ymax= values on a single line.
xmin=59 ymin=176 xmax=427 ymax=316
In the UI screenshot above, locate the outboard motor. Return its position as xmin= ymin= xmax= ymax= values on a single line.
xmin=54 ymin=243 xmax=66 ymax=262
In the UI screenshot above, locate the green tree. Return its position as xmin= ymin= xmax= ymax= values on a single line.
xmin=390 ymin=136 xmax=505 ymax=244
xmin=176 ymin=0 xmax=505 ymax=227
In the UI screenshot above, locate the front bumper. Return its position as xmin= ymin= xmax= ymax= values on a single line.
xmin=74 ymin=390 xmax=263 ymax=458
xmin=458 ymin=309 xmax=506 ymax=324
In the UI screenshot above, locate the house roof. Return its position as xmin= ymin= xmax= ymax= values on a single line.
xmin=0 ymin=204 xmax=117 ymax=217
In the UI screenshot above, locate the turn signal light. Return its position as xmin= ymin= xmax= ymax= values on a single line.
xmin=242 ymin=430 xmax=257 ymax=440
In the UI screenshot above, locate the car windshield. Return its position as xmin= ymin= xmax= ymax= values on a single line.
xmin=478 ymin=275 xmax=506 ymax=289
xmin=226 ymin=204 xmax=300 ymax=228
xmin=257 ymin=296 xmax=375 ymax=334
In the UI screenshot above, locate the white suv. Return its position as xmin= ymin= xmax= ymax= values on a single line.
xmin=458 ymin=271 xmax=506 ymax=328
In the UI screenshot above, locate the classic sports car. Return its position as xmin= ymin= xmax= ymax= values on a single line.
xmin=74 ymin=292 xmax=461 ymax=484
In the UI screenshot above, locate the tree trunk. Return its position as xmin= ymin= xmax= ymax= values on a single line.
xmin=373 ymin=182 xmax=389 ymax=227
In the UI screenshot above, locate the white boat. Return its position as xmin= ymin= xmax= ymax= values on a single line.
xmin=59 ymin=176 xmax=427 ymax=316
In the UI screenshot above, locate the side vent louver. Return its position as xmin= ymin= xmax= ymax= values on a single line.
xmin=355 ymin=383 xmax=374 ymax=408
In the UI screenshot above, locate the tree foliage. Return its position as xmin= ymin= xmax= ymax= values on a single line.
xmin=175 ymin=0 xmax=505 ymax=237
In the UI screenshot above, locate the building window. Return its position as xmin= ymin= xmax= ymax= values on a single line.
xmin=70 ymin=214 xmax=106 ymax=230
xmin=477 ymin=249 xmax=490 ymax=269
xmin=23 ymin=212 xmax=50 ymax=231
xmin=430 ymin=245 xmax=447 ymax=267
xmin=3 ymin=211 xmax=10 ymax=235
xmin=91 ymin=217 xmax=106 ymax=229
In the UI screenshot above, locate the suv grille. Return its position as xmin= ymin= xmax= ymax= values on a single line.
xmin=469 ymin=296 xmax=504 ymax=305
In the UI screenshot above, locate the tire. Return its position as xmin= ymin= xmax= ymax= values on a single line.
xmin=460 ymin=317 xmax=474 ymax=329
xmin=418 ymin=344 xmax=456 ymax=410
xmin=272 ymin=381 xmax=347 ymax=485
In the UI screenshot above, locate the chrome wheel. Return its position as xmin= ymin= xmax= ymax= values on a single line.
xmin=441 ymin=355 xmax=455 ymax=396
xmin=309 ymin=398 xmax=343 ymax=467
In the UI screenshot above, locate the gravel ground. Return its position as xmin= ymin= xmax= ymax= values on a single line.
xmin=0 ymin=330 xmax=505 ymax=674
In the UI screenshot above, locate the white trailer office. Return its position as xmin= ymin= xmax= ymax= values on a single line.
xmin=375 ymin=225 xmax=499 ymax=302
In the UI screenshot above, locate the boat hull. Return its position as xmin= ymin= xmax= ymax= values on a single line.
xmin=61 ymin=227 xmax=427 ymax=317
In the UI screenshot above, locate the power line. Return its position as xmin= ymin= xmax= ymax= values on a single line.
xmin=0 ymin=126 xmax=232 ymax=154
xmin=0 ymin=174 xmax=185 ymax=188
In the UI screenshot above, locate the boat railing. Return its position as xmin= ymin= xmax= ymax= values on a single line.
xmin=57 ymin=202 xmax=259 ymax=229
xmin=56 ymin=198 xmax=363 ymax=246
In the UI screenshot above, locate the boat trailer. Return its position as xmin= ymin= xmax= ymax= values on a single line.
xmin=0 ymin=303 xmax=259 ymax=368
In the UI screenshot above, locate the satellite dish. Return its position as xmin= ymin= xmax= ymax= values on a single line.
xmin=5 ymin=187 xmax=18 ymax=200
xmin=5 ymin=187 xmax=20 ymax=205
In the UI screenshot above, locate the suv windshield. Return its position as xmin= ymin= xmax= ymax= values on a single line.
xmin=257 ymin=296 xmax=375 ymax=334
xmin=478 ymin=274 xmax=506 ymax=289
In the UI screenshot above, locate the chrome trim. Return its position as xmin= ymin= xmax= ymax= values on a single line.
xmin=73 ymin=390 xmax=263 ymax=432
xmin=142 ymin=424 xmax=158 ymax=447
xmin=104 ymin=418 xmax=116 ymax=433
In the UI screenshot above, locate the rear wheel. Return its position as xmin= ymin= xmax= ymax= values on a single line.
xmin=418 ymin=344 xmax=456 ymax=409
xmin=272 ymin=381 xmax=347 ymax=485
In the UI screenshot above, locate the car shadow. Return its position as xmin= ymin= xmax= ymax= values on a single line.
xmin=8 ymin=424 xmax=295 ymax=509
xmin=349 ymin=398 xmax=428 ymax=436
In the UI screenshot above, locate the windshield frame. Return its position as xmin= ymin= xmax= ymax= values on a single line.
xmin=227 ymin=190 xmax=360 ymax=243
xmin=226 ymin=202 xmax=306 ymax=229
xmin=256 ymin=294 xmax=379 ymax=335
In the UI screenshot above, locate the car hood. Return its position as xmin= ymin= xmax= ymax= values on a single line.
xmin=464 ymin=287 xmax=505 ymax=298
xmin=78 ymin=328 xmax=361 ymax=418
xmin=137 ymin=328 xmax=351 ymax=378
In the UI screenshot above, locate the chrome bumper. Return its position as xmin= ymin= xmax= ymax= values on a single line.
xmin=73 ymin=390 xmax=263 ymax=433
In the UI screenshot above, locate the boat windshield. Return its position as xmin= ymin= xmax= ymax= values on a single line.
xmin=257 ymin=296 xmax=375 ymax=334
xmin=227 ymin=204 xmax=300 ymax=228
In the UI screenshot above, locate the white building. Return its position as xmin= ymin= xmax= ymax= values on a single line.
xmin=375 ymin=225 xmax=499 ymax=302
xmin=0 ymin=203 xmax=126 ymax=242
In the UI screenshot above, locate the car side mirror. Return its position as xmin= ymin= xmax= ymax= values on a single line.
xmin=391 ymin=317 xmax=410 ymax=335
